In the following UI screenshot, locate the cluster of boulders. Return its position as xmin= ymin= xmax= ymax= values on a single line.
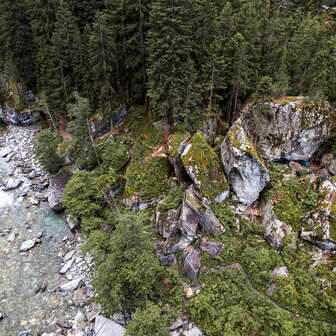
xmin=154 ymin=98 xmax=335 ymax=282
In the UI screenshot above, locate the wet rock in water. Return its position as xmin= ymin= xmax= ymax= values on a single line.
xmin=19 ymin=239 xmax=37 ymax=252
xmin=242 ymin=99 xmax=332 ymax=161
xmin=221 ymin=119 xmax=269 ymax=206
xmin=0 ymin=147 xmax=12 ymax=158
xmin=94 ymin=315 xmax=125 ymax=336
xmin=48 ymin=168 xmax=73 ymax=211
xmin=59 ymin=278 xmax=83 ymax=292
xmin=181 ymin=132 xmax=229 ymax=201
xmin=3 ymin=178 xmax=22 ymax=191
xmin=199 ymin=240 xmax=223 ymax=258
xmin=0 ymin=311 xmax=6 ymax=321
xmin=183 ymin=247 xmax=201 ymax=281
xmin=261 ymin=201 xmax=291 ymax=248
xmin=7 ymin=232 xmax=17 ymax=242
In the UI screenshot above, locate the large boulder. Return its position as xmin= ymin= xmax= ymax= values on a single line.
xmin=48 ymin=168 xmax=73 ymax=211
xmin=242 ymin=99 xmax=332 ymax=161
xmin=181 ymin=132 xmax=229 ymax=201
xmin=180 ymin=187 xmax=224 ymax=241
xmin=221 ymin=119 xmax=269 ymax=206
xmin=156 ymin=208 xmax=180 ymax=239
xmin=0 ymin=104 xmax=40 ymax=126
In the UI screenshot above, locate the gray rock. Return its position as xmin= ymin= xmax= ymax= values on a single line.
xmin=59 ymin=258 xmax=75 ymax=274
xmin=183 ymin=327 xmax=203 ymax=336
xmin=242 ymin=100 xmax=332 ymax=161
xmin=59 ymin=278 xmax=82 ymax=292
xmin=0 ymin=147 xmax=12 ymax=158
xmin=156 ymin=208 xmax=180 ymax=239
xmin=159 ymin=254 xmax=177 ymax=266
xmin=17 ymin=331 xmax=31 ymax=336
xmin=3 ymin=178 xmax=22 ymax=191
xmin=321 ymin=154 xmax=336 ymax=176
xmin=261 ymin=201 xmax=291 ymax=248
xmin=48 ymin=169 xmax=72 ymax=211
xmin=94 ymin=315 xmax=125 ymax=336
xmin=221 ymin=119 xmax=269 ymax=206
xmin=199 ymin=240 xmax=223 ymax=258
xmin=19 ymin=239 xmax=37 ymax=252
xmin=201 ymin=118 xmax=218 ymax=145
xmin=0 ymin=103 xmax=41 ymax=126
xmin=66 ymin=214 xmax=79 ymax=231
xmin=183 ymin=248 xmax=201 ymax=282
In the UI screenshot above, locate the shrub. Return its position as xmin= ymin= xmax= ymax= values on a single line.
xmin=34 ymin=129 xmax=64 ymax=173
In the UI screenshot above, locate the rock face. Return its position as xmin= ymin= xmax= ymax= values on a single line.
xmin=180 ymin=187 xmax=224 ymax=241
xmin=183 ymin=247 xmax=201 ymax=281
xmin=261 ymin=201 xmax=292 ymax=248
xmin=221 ymin=119 xmax=269 ymax=206
xmin=94 ymin=315 xmax=125 ymax=336
xmin=242 ymin=99 xmax=332 ymax=161
xmin=0 ymin=104 xmax=41 ymax=126
xmin=181 ymin=132 xmax=229 ymax=201
xmin=48 ymin=169 xmax=73 ymax=211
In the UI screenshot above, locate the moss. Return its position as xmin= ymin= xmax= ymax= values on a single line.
xmin=181 ymin=132 xmax=228 ymax=200
xmin=123 ymin=105 xmax=148 ymax=138
xmin=125 ymin=156 xmax=170 ymax=201
xmin=168 ymin=132 xmax=190 ymax=158
xmin=211 ymin=202 xmax=237 ymax=232
xmin=157 ymin=185 xmax=184 ymax=212
xmin=265 ymin=169 xmax=319 ymax=232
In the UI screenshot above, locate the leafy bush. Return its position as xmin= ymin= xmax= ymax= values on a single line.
xmin=34 ymin=129 xmax=64 ymax=173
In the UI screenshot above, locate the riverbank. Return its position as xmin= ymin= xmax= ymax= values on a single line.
xmin=0 ymin=126 xmax=98 ymax=336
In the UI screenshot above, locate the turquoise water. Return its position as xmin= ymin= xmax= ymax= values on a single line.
xmin=0 ymin=158 xmax=71 ymax=335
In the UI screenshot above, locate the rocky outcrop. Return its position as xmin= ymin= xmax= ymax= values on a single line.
xmin=242 ymin=99 xmax=332 ymax=161
xmin=221 ymin=119 xmax=269 ymax=206
xmin=200 ymin=240 xmax=223 ymax=258
xmin=0 ymin=104 xmax=41 ymax=126
xmin=181 ymin=132 xmax=229 ymax=201
xmin=48 ymin=168 xmax=73 ymax=211
xmin=261 ymin=200 xmax=292 ymax=248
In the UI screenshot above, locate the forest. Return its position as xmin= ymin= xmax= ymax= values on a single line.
xmin=0 ymin=0 xmax=335 ymax=131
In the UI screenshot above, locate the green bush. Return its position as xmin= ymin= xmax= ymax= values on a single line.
xmin=93 ymin=211 xmax=183 ymax=315
xmin=99 ymin=139 xmax=129 ymax=171
xmin=34 ymin=129 xmax=64 ymax=173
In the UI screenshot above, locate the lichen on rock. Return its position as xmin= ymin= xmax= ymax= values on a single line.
xmin=181 ymin=132 xmax=229 ymax=201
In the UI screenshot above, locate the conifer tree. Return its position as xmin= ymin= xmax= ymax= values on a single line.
xmin=147 ymin=0 xmax=202 ymax=131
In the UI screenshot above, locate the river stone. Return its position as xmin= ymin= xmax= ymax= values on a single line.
xmin=242 ymin=99 xmax=332 ymax=161
xmin=17 ymin=331 xmax=31 ymax=336
xmin=59 ymin=278 xmax=82 ymax=292
xmin=221 ymin=119 xmax=269 ymax=206
xmin=3 ymin=178 xmax=22 ymax=191
xmin=59 ymin=258 xmax=75 ymax=274
xmin=261 ymin=201 xmax=291 ymax=248
xmin=48 ymin=168 xmax=73 ymax=211
xmin=181 ymin=132 xmax=229 ymax=201
xmin=19 ymin=239 xmax=37 ymax=252
xmin=66 ymin=214 xmax=79 ymax=231
xmin=94 ymin=315 xmax=125 ymax=336
xmin=183 ymin=247 xmax=201 ymax=282
xmin=200 ymin=240 xmax=223 ymax=258
xmin=0 ymin=147 xmax=12 ymax=158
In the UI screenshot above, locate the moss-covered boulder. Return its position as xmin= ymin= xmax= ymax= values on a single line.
xmin=221 ymin=119 xmax=269 ymax=206
xmin=125 ymin=156 xmax=170 ymax=208
xmin=242 ymin=99 xmax=333 ymax=161
xmin=181 ymin=132 xmax=229 ymax=201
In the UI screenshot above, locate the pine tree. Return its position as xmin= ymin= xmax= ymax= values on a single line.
xmin=86 ymin=10 xmax=116 ymax=117
xmin=147 ymin=0 xmax=202 ymax=131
